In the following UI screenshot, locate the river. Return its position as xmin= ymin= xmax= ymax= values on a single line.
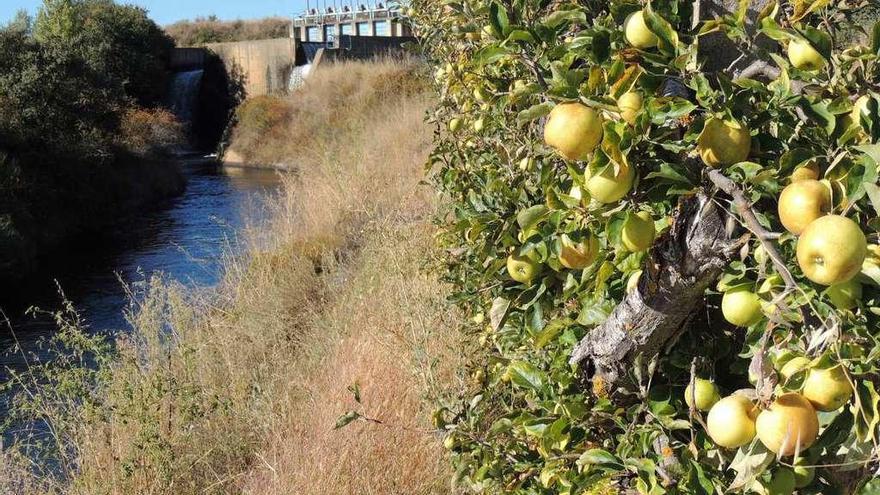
xmin=0 ymin=154 xmax=281 ymax=388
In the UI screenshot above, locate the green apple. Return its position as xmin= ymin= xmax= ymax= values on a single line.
xmin=779 ymin=356 xmax=811 ymax=382
xmin=767 ymin=468 xmax=796 ymax=495
xmin=623 ymin=10 xmax=658 ymax=49
xmin=586 ymin=163 xmax=634 ymax=204
xmin=706 ymin=395 xmax=757 ymax=448
xmin=449 ymin=118 xmax=463 ymax=133
xmin=626 ymin=270 xmax=642 ymax=293
xmin=825 ymin=279 xmax=862 ymax=310
xmin=617 ymin=91 xmax=643 ymax=125
xmin=788 ymin=38 xmax=826 ymax=71
xmin=507 ymin=254 xmax=541 ymax=284
xmin=793 ymin=457 xmax=816 ymax=488
xmin=684 ymin=378 xmax=721 ymax=411
xmin=621 ymin=211 xmax=655 ymax=252
xmin=698 ymin=118 xmax=751 ymax=167
xmin=796 ymin=215 xmax=867 ymax=286
xmin=558 ymin=234 xmax=599 ymax=270
xmin=803 ymin=365 xmax=852 ymax=412
xmin=721 ymin=287 xmax=763 ymax=327
xmin=777 ymin=179 xmax=831 ymax=235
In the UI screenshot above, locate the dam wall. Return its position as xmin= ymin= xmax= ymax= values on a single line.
xmin=205 ymin=38 xmax=296 ymax=97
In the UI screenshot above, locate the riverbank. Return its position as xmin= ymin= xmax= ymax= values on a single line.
xmin=1 ymin=58 xmax=461 ymax=494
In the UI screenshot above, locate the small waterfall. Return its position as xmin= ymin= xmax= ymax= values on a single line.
xmin=167 ymin=70 xmax=204 ymax=124
xmin=288 ymin=64 xmax=312 ymax=91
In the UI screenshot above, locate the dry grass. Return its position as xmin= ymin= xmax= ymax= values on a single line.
xmin=1 ymin=59 xmax=460 ymax=495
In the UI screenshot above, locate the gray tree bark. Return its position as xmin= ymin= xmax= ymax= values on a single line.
xmin=569 ymin=193 xmax=743 ymax=388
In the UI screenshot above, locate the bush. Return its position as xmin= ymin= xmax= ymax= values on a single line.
xmin=412 ymin=0 xmax=880 ymax=493
xmin=164 ymin=16 xmax=291 ymax=47
xmin=118 ymin=107 xmax=184 ymax=156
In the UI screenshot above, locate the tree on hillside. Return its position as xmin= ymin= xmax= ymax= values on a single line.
xmin=34 ymin=0 xmax=174 ymax=106
xmin=412 ymin=0 xmax=880 ymax=492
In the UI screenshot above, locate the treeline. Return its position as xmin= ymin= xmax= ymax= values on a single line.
xmin=0 ymin=0 xmax=185 ymax=278
xmin=164 ymin=16 xmax=290 ymax=47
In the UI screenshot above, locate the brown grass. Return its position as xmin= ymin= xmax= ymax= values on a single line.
xmin=0 ymin=59 xmax=460 ymax=495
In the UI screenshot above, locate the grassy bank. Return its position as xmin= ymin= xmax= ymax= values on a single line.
xmin=2 ymin=59 xmax=460 ymax=494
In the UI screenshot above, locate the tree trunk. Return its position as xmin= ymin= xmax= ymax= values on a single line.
xmin=569 ymin=192 xmax=744 ymax=391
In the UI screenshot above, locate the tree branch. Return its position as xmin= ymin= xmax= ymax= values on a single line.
xmin=705 ymin=169 xmax=797 ymax=296
xmin=569 ymin=193 xmax=744 ymax=390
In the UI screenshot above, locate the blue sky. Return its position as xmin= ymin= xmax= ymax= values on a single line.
xmin=0 ymin=0 xmax=305 ymax=26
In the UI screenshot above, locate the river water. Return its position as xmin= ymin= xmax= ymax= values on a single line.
xmin=0 ymin=154 xmax=281 ymax=387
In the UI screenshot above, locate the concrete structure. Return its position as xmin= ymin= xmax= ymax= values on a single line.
xmin=292 ymin=4 xmax=411 ymax=43
xmin=205 ymin=38 xmax=296 ymax=96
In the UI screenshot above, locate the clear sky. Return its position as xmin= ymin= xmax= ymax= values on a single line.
xmin=0 ymin=0 xmax=306 ymax=26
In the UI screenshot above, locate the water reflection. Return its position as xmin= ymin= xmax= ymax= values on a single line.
xmin=0 ymin=156 xmax=281 ymax=384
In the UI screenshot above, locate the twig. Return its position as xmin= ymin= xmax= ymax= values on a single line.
xmin=706 ymin=169 xmax=797 ymax=294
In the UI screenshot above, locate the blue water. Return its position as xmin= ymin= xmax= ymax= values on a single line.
xmin=0 ymin=155 xmax=281 ymax=384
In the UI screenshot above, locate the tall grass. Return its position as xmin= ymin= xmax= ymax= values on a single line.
xmin=0 ymin=58 xmax=460 ymax=495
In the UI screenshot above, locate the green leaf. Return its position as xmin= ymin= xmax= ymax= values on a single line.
xmin=489 ymin=2 xmax=509 ymax=37
xmin=727 ymin=441 xmax=775 ymax=491
xmin=534 ymin=318 xmax=572 ymax=348
xmin=873 ymin=21 xmax=880 ymax=56
xmin=643 ymin=2 xmax=678 ymax=56
xmin=507 ymin=360 xmax=545 ymax=391
xmin=800 ymin=25 xmax=832 ymax=61
xmin=735 ymin=0 xmax=751 ymax=23
xmin=473 ymin=44 xmax=509 ymax=66
xmin=576 ymin=448 xmax=622 ymax=468
xmin=516 ymin=204 xmax=549 ymax=230
xmin=645 ymin=163 xmax=694 ymax=186
xmin=540 ymin=9 xmax=586 ymax=30
xmin=854 ymin=380 xmax=880 ymax=442
xmin=334 ymin=411 xmax=361 ymax=429
xmin=516 ymin=102 xmax=552 ymax=124
xmin=506 ymin=29 xmax=535 ymax=43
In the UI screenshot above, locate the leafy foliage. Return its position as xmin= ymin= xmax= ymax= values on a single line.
xmin=411 ymin=0 xmax=880 ymax=492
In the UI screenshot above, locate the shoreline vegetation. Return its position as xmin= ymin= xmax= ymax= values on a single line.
xmin=1 ymin=58 xmax=462 ymax=494
xmin=0 ymin=1 xmax=190 ymax=282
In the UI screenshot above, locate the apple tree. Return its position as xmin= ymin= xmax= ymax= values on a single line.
xmin=409 ymin=0 xmax=880 ymax=492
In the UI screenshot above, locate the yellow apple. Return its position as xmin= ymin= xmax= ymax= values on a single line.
xmin=796 ymin=215 xmax=867 ymax=285
xmin=684 ymin=378 xmax=721 ymax=411
xmin=558 ymin=234 xmax=600 ymax=270
xmin=790 ymin=161 xmax=820 ymax=182
xmin=777 ymin=180 xmax=831 ymax=235
xmin=706 ymin=395 xmax=757 ymax=448
xmin=626 ymin=270 xmax=642 ymax=293
xmin=617 ymin=91 xmax=643 ymax=125
xmin=507 ymin=254 xmax=541 ymax=284
xmin=721 ymin=287 xmax=763 ymax=327
xmin=621 ymin=211 xmax=655 ymax=252
xmin=697 ymin=118 xmax=751 ymax=167
xmin=779 ymin=356 xmax=811 ymax=382
xmin=803 ymin=365 xmax=853 ymax=412
xmin=826 ymin=279 xmax=862 ymax=310
xmin=473 ymin=118 xmax=485 ymax=132
xmin=624 ymin=10 xmax=658 ymax=49
xmin=544 ymin=102 xmax=604 ymax=161
xmin=788 ymin=38 xmax=826 ymax=71
xmin=586 ymin=163 xmax=634 ymax=203
xmin=449 ymin=118 xmax=463 ymax=133
xmin=755 ymin=393 xmax=819 ymax=456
